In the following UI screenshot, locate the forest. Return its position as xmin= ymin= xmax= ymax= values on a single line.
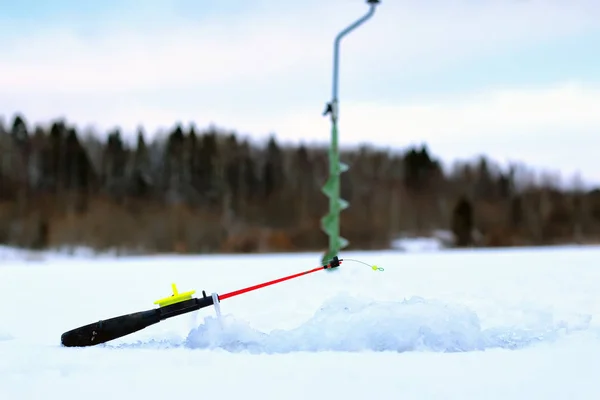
xmin=1 ymin=113 xmax=599 ymax=254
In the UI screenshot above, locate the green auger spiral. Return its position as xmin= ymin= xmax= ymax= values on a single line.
xmin=321 ymin=110 xmax=349 ymax=266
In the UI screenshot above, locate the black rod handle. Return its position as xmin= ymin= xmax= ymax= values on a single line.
xmin=61 ymin=309 xmax=161 ymax=347
xmin=60 ymin=296 xmax=216 ymax=347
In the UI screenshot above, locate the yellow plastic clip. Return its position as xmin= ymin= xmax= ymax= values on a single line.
xmin=153 ymin=283 xmax=196 ymax=307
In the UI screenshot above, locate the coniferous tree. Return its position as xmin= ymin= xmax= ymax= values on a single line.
xmin=0 ymin=110 xmax=598 ymax=252
xmin=452 ymin=195 xmax=474 ymax=247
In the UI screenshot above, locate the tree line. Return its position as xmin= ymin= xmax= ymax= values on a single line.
xmin=1 ymin=113 xmax=599 ymax=254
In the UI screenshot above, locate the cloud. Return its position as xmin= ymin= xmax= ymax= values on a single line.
xmin=3 ymin=80 xmax=597 ymax=182
xmin=199 ymin=81 xmax=600 ymax=183
xmin=1 ymin=0 xmax=599 ymax=182
xmin=1 ymin=0 xmax=598 ymax=95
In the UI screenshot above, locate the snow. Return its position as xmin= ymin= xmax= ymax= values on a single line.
xmin=2 ymin=245 xmax=600 ymax=399
xmin=390 ymin=230 xmax=454 ymax=251
xmin=0 ymin=244 xmax=119 ymax=262
xmin=391 ymin=236 xmax=445 ymax=252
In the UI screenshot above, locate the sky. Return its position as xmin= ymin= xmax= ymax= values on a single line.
xmin=1 ymin=0 xmax=599 ymax=185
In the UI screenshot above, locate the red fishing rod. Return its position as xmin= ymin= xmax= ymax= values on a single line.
xmin=219 ymin=257 xmax=341 ymax=301
xmin=61 ymin=256 xmax=372 ymax=347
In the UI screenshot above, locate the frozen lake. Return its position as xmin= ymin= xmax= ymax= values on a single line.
xmin=1 ymin=245 xmax=600 ymax=399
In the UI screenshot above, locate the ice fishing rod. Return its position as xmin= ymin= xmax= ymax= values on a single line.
xmin=60 ymin=256 xmax=383 ymax=347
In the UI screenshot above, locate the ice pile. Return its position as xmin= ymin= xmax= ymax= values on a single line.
xmin=184 ymin=294 xmax=592 ymax=353
xmin=0 ymin=330 xmax=13 ymax=342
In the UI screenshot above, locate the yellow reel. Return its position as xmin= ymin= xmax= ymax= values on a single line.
xmin=153 ymin=283 xmax=196 ymax=307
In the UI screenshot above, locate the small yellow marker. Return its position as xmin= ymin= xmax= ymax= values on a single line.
xmin=372 ymin=265 xmax=378 ymax=270
xmin=153 ymin=283 xmax=196 ymax=307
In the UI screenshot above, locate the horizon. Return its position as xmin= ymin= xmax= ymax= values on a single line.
xmin=1 ymin=0 xmax=599 ymax=185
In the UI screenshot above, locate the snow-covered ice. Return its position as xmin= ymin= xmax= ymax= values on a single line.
xmin=391 ymin=236 xmax=445 ymax=252
xmin=1 ymin=245 xmax=600 ymax=399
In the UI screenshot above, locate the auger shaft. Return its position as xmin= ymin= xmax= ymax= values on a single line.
xmin=321 ymin=1 xmax=380 ymax=264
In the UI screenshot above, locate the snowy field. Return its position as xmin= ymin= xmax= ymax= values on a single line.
xmin=1 ymin=245 xmax=600 ymax=399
